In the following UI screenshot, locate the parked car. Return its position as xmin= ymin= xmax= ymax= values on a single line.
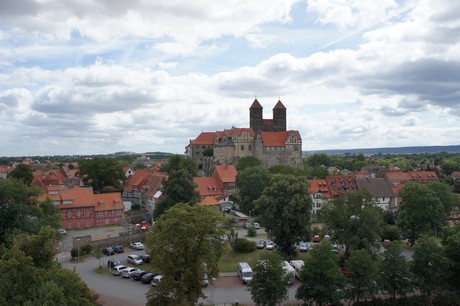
xmin=130 ymin=242 xmax=144 ymax=250
xmin=331 ymin=242 xmax=339 ymax=253
xmin=57 ymin=228 xmax=67 ymax=235
xmin=113 ymin=245 xmax=124 ymax=253
xmin=121 ymin=267 xmax=140 ymax=278
xmin=324 ymin=235 xmax=331 ymax=241
xmin=256 ymin=239 xmax=266 ymax=249
xmin=298 ymin=242 xmax=308 ymax=252
xmin=132 ymin=270 xmax=148 ymax=281
xmin=266 ymin=240 xmax=275 ymax=250
xmin=103 ymin=247 xmax=115 ymax=256
xmin=312 ymin=235 xmax=321 ymax=243
xmin=140 ymin=254 xmax=150 ymax=263
xmin=141 ymin=272 xmax=158 ymax=284
xmin=243 ymin=222 xmax=252 ymax=229
xmin=107 ymin=259 xmax=122 ymax=269
xmin=127 ymin=254 xmax=144 ymax=266
xmin=111 ymin=265 xmax=127 ymax=276
xmin=251 ymin=222 xmax=260 ymax=229
xmin=151 ymin=274 xmax=164 ymax=287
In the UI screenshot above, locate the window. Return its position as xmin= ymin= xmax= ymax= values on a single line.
xmin=117 ymin=210 xmax=121 ymax=215
xmin=67 ymin=222 xmax=72 ymax=229
xmin=67 ymin=211 xmax=72 ymax=218
xmin=77 ymin=221 xmax=81 ymax=228
xmin=86 ymin=221 xmax=90 ymax=227
xmin=114 ymin=218 xmax=118 ymax=223
xmin=241 ymin=145 xmax=244 ymax=150
xmin=249 ymin=145 xmax=252 ymax=151
xmin=105 ymin=219 xmax=109 ymax=225
xmin=63 ymin=200 xmax=73 ymax=204
xmin=86 ymin=209 xmax=91 ymax=217
xmin=115 ymin=201 xmax=120 ymax=206
xmin=76 ymin=210 xmax=81 ymax=217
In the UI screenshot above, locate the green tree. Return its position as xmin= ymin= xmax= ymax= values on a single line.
xmin=0 ymin=179 xmax=42 ymax=246
xmin=17 ymin=226 xmax=57 ymax=269
xmin=153 ymin=168 xmax=199 ymax=218
xmin=296 ymin=241 xmax=345 ymax=305
xmin=235 ymin=166 xmax=270 ymax=213
xmin=344 ymin=249 xmax=380 ymax=303
xmin=235 ymin=156 xmax=261 ymax=172
xmin=248 ymin=253 xmax=289 ymax=306
xmin=202 ymin=147 xmax=213 ymax=157
xmin=160 ymin=154 xmax=198 ymax=177
xmin=380 ymin=241 xmax=412 ymax=299
xmin=9 ymin=164 xmax=34 ymax=185
xmin=268 ymin=165 xmax=306 ymax=176
xmin=324 ymin=189 xmax=382 ymax=255
xmin=77 ymin=157 xmax=125 ymax=192
xmin=426 ymin=180 xmax=457 ymax=214
xmin=397 ymin=183 xmax=445 ymax=245
xmin=411 ymin=236 xmax=451 ymax=298
xmin=254 ymin=174 xmax=311 ymax=256
xmin=306 ymin=153 xmax=331 ymax=167
xmin=444 ymin=232 xmax=460 ymax=291
xmin=146 ymin=204 xmax=225 ymax=306
xmin=0 ymin=236 xmax=98 ymax=305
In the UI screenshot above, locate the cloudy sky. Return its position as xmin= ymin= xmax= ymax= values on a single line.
xmin=1 ymin=0 xmax=459 ymax=157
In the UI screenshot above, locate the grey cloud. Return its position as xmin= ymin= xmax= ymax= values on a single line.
xmin=402 ymin=117 xmax=417 ymax=127
xmin=0 ymin=0 xmax=40 ymax=17
xmin=355 ymin=59 xmax=460 ymax=113
xmin=32 ymin=85 xmax=157 ymax=114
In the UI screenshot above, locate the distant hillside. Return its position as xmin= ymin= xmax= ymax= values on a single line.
xmin=303 ymin=145 xmax=460 ymax=155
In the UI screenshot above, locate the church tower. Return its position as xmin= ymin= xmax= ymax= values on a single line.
xmin=250 ymin=99 xmax=263 ymax=134
xmin=273 ymin=100 xmax=286 ymax=131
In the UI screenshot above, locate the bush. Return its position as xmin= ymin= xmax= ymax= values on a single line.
xmin=247 ymin=227 xmax=257 ymax=237
xmin=382 ymin=224 xmax=401 ymax=241
xmin=70 ymin=247 xmax=78 ymax=259
xmin=81 ymin=243 xmax=92 ymax=254
xmin=232 ymin=238 xmax=256 ymax=253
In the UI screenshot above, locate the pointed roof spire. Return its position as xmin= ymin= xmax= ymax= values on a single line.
xmin=250 ymin=97 xmax=262 ymax=109
xmin=273 ymin=99 xmax=286 ymax=109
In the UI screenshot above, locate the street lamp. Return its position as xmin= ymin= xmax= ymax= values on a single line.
xmin=77 ymin=238 xmax=80 ymax=261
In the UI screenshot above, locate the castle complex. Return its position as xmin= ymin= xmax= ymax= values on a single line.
xmin=186 ymin=99 xmax=303 ymax=170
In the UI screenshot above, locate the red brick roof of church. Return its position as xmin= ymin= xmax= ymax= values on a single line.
xmin=260 ymin=131 xmax=301 ymax=147
xmin=273 ymin=100 xmax=286 ymax=109
xmin=190 ymin=132 xmax=217 ymax=145
xmin=250 ymin=99 xmax=262 ymax=108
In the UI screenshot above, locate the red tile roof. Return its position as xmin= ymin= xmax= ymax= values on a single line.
xmin=213 ymin=165 xmax=237 ymax=183
xmin=94 ymin=192 xmax=124 ymax=211
xmin=326 ymin=175 xmax=358 ymax=197
xmin=260 ymin=131 xmax=301 ymax=147
xmin=307 ymin=179 xmax=332 ymax=198
xmin=124 ymin=170 xmax=151 ymax=193
xmin=190 ymin=132 xmax=217 ymax=145
xmin=194 ymin=177 xmax=222 ymax=198
xmin=198 ymin=197 xmax=221 ymax=206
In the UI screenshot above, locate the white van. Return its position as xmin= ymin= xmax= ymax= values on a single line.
xmin=289 ymin=259 xmax=305 ymax=279
xmin=237 ymin=262 xmax=253 ymax=284
xmin=282 ymin=261 xmax=296 ymax=285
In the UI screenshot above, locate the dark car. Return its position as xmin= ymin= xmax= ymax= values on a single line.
xmin=141 ymin=272 xmax=158 ymax=284
xmin=107 ymin=259 xmax=122 ymax=269
xmin=103 ymin=247 xmax=115 ymax=256
xmin=132 ymin=270 xmax=148 ymax=281
xmin=113 ymin=245 xmax=124 ymax=253
xmin=256 ymin=239 xmax=266 ymax=249
xmin=140 ymin=254 xmax=150 ymax=263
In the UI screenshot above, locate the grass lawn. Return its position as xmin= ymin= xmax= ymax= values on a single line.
xmin=219 ymin=244 xmax=273 ymax=273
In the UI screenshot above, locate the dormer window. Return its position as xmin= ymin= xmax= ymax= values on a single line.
xmin=63 ymin=199 xmax=73 ymax=204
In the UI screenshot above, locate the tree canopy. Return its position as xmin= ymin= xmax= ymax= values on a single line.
xmin=296 ymin=241 xmax=345 ymax=305
xmin=0 ymin=231 xmax=98 ymax=305
xmin=397 ymin=183 xmax=445 ymax=245
xmin=235 ymin=165 xmax=271 ymax=214
xmin=146 ymin=204 xmax=225 ymax=305
xmin=9 ymin=164 xmax=34 ymax=185
xmin=254 ymin=174 xmax=311 ymax=256
xmin=77 ymin=157 xmax=125 ymax=192
xmin=248 ymin=252 xmax=289 ymax=306
xmin=380 ymin=241 xmax=412 ymax=299
xmin=411 ymin=236 xmax=452 ymax=297
xmin=235 ymin=156 xmax=261 ymax=172
xmin=0 ymin=179 xmax=60 ymax=247
xmin=344 ymin=249 xmax=380 ymax=303
xmin=159 ymin=154 xmax=198 ymax=177
xmin=324 ymin=189 xmax=382 ymax=254
xmin=153 ymin=168 xmax=199 ymax=218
